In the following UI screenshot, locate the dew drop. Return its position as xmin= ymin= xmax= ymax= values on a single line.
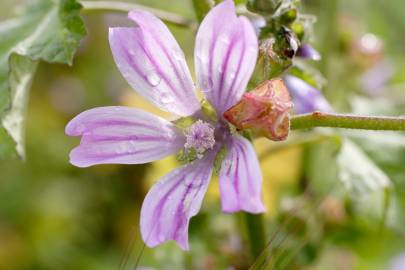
xmin=146 ymin=71 xmax=161 ymax=87
xmin=219 ymin=35 xmax=230 ymax=46
xmin=173 ymin=50 xmax=184 ymax=61
xmin=129 ymin=140 xmax=137 ymax=148
xmin=129 ymin=49 xmax=136 ymax=56
xmin=158 ymin=232 xmax=166 ymax=242
xmin=222 ymin=160 xmax=232 ymax=172
xmin=122 ymin=71 xmax=132 ymax=78
xmin=197 ymin=55 xmax=209 ymax=65
xmin=248 ymin=46 xmax=257 ymax=55
xmin=116 ymin=144 xmax=127 ymax=154
xmin=164 ymin=131 xmax=175 ymax=141
xmin=200 ymin=77 xmax=213 ymax=93
xmin=159 ymin=92 xmax=175 ymax=104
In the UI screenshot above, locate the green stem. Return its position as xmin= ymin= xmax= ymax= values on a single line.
xmin=290 ymin=112 xmax=405 ymax=131
xmin=243 ymin=213 xmax=266 ymax=260
xmin=80 ymin=1 xmax=195 ymax=28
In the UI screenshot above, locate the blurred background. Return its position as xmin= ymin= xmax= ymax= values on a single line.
xmin=0 ymin=0 xmax=405 ymax=269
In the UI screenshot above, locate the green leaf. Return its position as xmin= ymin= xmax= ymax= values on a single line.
xmin=0 ymin=0 xmax=86 ymax=158
xmin=337 ymin=139 xmax=396 ymax=226
xmin=337 ymin=139 xmax=391 ymax=194
xmin=191 ymin=0 xmax=213 ymax=22
xmin=306 ymin=135 xmax=395 ymax=224
xmin=289 ymin=64 xmax=326 ymax=89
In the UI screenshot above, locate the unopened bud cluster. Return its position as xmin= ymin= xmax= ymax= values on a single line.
xmin=248 ymin=0 xmax=316 ymax=78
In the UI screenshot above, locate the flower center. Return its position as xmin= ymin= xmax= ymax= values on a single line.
xmin=184 ymin=120 xmax=216 ymax=158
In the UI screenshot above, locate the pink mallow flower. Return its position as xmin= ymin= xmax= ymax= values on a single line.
xmin=66 ymin=0 xmax=267 ymax=250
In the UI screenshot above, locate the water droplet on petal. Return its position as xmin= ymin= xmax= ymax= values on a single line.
xmin=159 ymin=92 xmax=175 ymax=104
xmin=197 ymin=55 xmax=209 ymax=65
xmin=219 ymin=35 xmax=230 ymax=46
xmin=222 ymin=160 xmax=232 ymax=172
xmin=200 ymin=77 xmax=213 ymax=93
xmin=146 ymin=71 xmax=161 ymax=87
xmin=129 ymin=49 xmax=136 ymax=56
xmin=164 ymin=131 xmax=175 ymax=141
xmin=129 ymin=140 xmax=137 ymax=148
xmin=248 ymin=46 xmax=257 ymax=55
xmin=173 ymin=50 xmax=184 ymax=61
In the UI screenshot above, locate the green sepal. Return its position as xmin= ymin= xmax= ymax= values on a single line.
xmin=214 ymin=145 xmax=228 ymax=175
xmin=201 ymin=99 xmax=218 ymax=122
xmin=172 ymin=116 xmax=196 ymax=131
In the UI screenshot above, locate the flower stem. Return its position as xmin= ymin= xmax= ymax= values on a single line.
xmin=290 ymin=111 xmax=405 ymax=131
xmin=80 ymin=1 xmax=195 ymax=28
xmin=243 ymin=213 xmax=266 ymax=260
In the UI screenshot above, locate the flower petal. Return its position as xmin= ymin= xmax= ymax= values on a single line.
xmin=195 ymin=0 xmax=258 ymax=116
xmin=66 ymin=106 xmax=184 ymax=167
xmin=109 ymin=11 xmax=200 ymax=116
xmin=297 ymin=44 xmax=321 ymax=61
xmin=219 ymin=135 xmax=265 ymax=213
xmin=140 ymin=151 xmax=216 ymax=250
xmin=284 ymin=75 xmax=332 ymax=114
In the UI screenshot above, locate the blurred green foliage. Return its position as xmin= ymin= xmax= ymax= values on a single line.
xmin=0 ymin=0 xmax=404 ymax=269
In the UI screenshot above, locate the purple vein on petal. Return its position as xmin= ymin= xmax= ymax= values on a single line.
xmin=222 ymin=34 xmax=246 ymax=110
xmin=66 ymin=107 xmax=185 ymax=167
xmin=143 ymin=154 xmax=214 ymax=249
xmin=141 ymin=25 xmax=192 ymax=100
xmin=217 ymin=34 xmax=238 ymax=105
xmin=122 ymin=29 xmax=184 ymax=103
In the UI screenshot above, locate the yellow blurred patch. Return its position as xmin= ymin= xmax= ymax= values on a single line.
xmin=143 ymin=155 xmax=180 ymax=189
xmin=118 ymin=89 xmax=177 ymax=120
xmin=254 ymin=138 xmax=302 ymax=215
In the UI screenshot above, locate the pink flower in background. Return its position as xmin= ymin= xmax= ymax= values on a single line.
xmin=284 ymin=75 xmax=332 ymax=114
xmin=296 ymin=43 xmax=321 ymax=61
xmin=66 ymin=0 xmax=266 ymax=250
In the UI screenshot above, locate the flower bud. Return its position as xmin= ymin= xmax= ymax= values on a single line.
xmin=276 ymin=26 xmax=300 ymax=58
xmin=284 ymin=75 xmax=332 ymax=114
xmin=279 ymin=8 xmax=297 ymax=25
xmin=223 ymin=79 xmax=293 ymax=141
xmin=296 ymin=44 xmax=321 ymax=61
xmin=246 ymin=0 xmax=282 ymax=14
xmin=259 ymin=27 xmax=300 ymax=77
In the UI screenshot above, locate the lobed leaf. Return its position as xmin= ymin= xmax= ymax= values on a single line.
xmin=0 ymin=0 xmax=85 ymax=158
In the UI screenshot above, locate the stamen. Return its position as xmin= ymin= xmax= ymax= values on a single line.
xmin=184 ymin=120 xmax=215 ymax=158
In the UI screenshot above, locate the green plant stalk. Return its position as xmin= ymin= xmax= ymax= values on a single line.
xmin=243 ymin=213 xmax=266 ymax=261
xmin=318 ymin=0 xmax=338 ymax=77
xmin=80 ymin=1 xmax=195 ymax=28
xmin=290 ymin=112 xmax=405 ymax=131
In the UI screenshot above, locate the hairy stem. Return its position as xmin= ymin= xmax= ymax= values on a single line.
xmin=290 ymin=111 xmax=405 ymax=131
xmin=80 ymin=1 xmax=195 ymax=28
